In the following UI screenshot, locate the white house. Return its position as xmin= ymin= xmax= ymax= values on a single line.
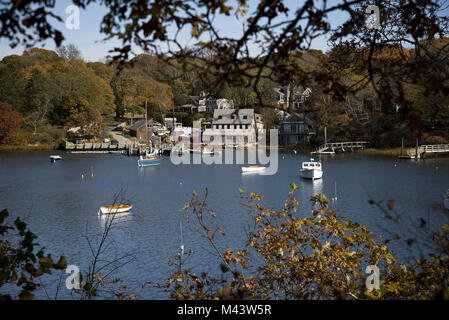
xmin=203 ymin=109 xmax=263 ymax=146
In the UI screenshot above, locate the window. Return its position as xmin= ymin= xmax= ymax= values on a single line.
xmin=227 ymin=124 xmax=230 ymax=129
xmin=245 ymin=124 xmax=249 ymax=129
xmin=240 ymin=124 xmax=243 ymax=129
xmin=218 ymin=115 xmax=222 ymax=120
xmin=243 ymin=115 xmax=248 ymax=119
xmin=291 ymin=125 xmax=296 ymax=133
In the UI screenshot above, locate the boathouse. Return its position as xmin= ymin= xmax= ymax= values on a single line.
xmin=279 ymin=113 xmax=315 ymax=145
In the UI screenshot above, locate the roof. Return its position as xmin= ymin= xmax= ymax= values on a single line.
xmin=129 ymin=119 xmax=146 ymax=131
xmin=281 ymin=113 xmax=314 ymax=126
xmin=212 ymin=109 xmax=255 ymax=125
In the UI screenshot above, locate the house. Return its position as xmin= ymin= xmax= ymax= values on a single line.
xmin=178 ymin=93 xmax=234 ymax=113
xmin=129 ymin=119 xmax=154 ymax=142
xmin=205 ymin=98 xmax=234 ymax=113
xmin=275 ymin=86 xmax=312 ymax=110
xmin=279 ymin=113 xmax=315 ymax=145
xmin=203 ymin=109 xmax=263 ymax=146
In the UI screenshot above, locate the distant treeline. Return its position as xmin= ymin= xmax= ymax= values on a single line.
xmin=0 ymin=41 xmax=448 ymax=148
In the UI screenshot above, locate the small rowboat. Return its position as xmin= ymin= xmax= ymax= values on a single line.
xmin=241 ymin=166 xmax=266 ymax=173
xmin=99 ymin=204 xmax=133 ymax=214
xmin=50 ymin=155 xmax=62 ymax=162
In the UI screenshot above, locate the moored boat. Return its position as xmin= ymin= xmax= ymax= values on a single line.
xmin=50 ymin=155 xmax=62 ymax=162
xmin=138 ymin=155 xmax=161 ymax=167
xmin=299 ymin=159 xmax=323 ymax=180
xmin=99 ymin=204 xmax=133 ymax=214
xmin=241 ymin=166 xmax=266 ymax=173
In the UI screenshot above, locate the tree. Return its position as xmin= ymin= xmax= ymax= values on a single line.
xmin=0 ymin=102 xmax=23 ymax=144
xmin=56 ymin=44 xmax=83 ymax=62
xmin=25 ymin=68 xmax=60 ymax=134
xmin=160 ymin=186 xmax=449 ymax=300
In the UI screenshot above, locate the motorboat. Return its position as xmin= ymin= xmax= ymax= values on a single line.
xmin=50 ymin=155 xmax=62 ymax=162
xmin=99 ymin=204 xmax=133 ymax=214
xmin=299 ymin=159 xmax=323 ymax=180
xmin=241 ymin=166 xmax=266 ymax=173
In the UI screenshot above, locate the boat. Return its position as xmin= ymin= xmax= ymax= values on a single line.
xmin=241 ymin=166 xmax=266 ymax=173
xmin=50 ymin=155 xmax=62 ymax=162
xmin=299 ymin=158 xmax=323 ymax=180
xmin=99 ymin=204 xmax=133 ymax=214
xmin=137 ymin=101 xmax=161 ymax=167
xmin=444 ymin=189 xmax=449 ymax=210
xmin=138 ymin=155 xmax=161 ymax=167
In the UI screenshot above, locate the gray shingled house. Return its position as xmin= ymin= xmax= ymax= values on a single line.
xmin=203 ymin=109 xmax=263 ymax=146
xmin=279 ymin=113 xmax=315 ymax=145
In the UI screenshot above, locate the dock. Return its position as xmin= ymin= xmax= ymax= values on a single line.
xmin=401 ymin=143 xmax=449 ymax=159
xmin=311 ymin=141 xmax=370 ymax=155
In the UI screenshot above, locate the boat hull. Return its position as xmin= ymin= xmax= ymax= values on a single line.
xmin=50 ymin=156 xmax=62 ymax=162
xmin=300 ymin=168 xmax=323 ymax=180
xmin=138 ymin=158 xmax=161 ymax=167
xmin=242 ymin=166 xmax=266 ymax=173
xmin=100 ymin=204 xmax=133 ymax=214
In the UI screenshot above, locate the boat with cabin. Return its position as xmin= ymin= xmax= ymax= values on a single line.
xmin=299 ymin=158 xmax=323 ymax=180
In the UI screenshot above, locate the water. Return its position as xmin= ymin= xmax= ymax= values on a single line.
xmin=0 ymin=151 xmax=448 ymax=299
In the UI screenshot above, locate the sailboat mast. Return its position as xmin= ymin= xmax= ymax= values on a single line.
xmin=145 ymin=99 xmax=148 ymax=148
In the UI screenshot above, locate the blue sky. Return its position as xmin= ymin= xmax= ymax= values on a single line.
xmin=0 ymin=0 xmax=400 ymax=62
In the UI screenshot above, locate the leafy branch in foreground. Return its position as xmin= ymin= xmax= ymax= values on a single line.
xmin=162 ymin=185 xmax=449 ymax=300
xmin=0 ymin=209 xmax=67 ymax=300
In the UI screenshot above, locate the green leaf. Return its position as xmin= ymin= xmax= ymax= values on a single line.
xmin=55 ymin=256 xmax=67 ymax=269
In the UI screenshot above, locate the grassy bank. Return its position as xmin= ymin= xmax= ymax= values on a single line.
xmin=279 ymin=144 xmax=314 ymax=153
xmin=0 ymin=144 xmax=60 ymax=151
xmin=356 ymin=147 xmax=403 ymax=156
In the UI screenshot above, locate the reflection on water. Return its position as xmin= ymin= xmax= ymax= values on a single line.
xmin=98 ymin=211 xmax=133 ymax=229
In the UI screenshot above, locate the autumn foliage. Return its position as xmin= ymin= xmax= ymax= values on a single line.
xmin=0 ymin=102 xmax=23 ymax=144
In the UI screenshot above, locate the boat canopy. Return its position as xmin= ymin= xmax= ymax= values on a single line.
xmin=301 ymin=161 xmax=321 ymax=169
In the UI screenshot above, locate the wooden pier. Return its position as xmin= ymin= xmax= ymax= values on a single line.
xmin=311 ymin=141 xmax=370 ymax=155
xmin=402 ymin=143 xmax=449 ymax=159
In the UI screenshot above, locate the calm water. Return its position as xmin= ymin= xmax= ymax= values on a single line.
xmin=0 ymin=151 xmax=448 ymax=299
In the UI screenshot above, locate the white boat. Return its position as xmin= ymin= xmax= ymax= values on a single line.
xmin=299 ymin=159 xmax=323 ymax=180
xmin=241 ymin=166 xmax=266 ymax=173
xmin=99 ymin=204 xmax=133 ymax=214
xmin=444 ymin=189 xmax=449 ymax=210
xmin=50 ymin=155 xmax=62 ymax=162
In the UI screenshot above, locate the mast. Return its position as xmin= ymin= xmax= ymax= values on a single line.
xmin=145 ymin=99 xmax=148 ymax=153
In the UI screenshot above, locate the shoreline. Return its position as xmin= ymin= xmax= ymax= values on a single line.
xmin=0 ymin=144 xmax=59 ymax=152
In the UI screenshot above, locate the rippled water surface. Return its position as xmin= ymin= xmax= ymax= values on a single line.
xmin=0 ymin=151 xmax=448 ymax=299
